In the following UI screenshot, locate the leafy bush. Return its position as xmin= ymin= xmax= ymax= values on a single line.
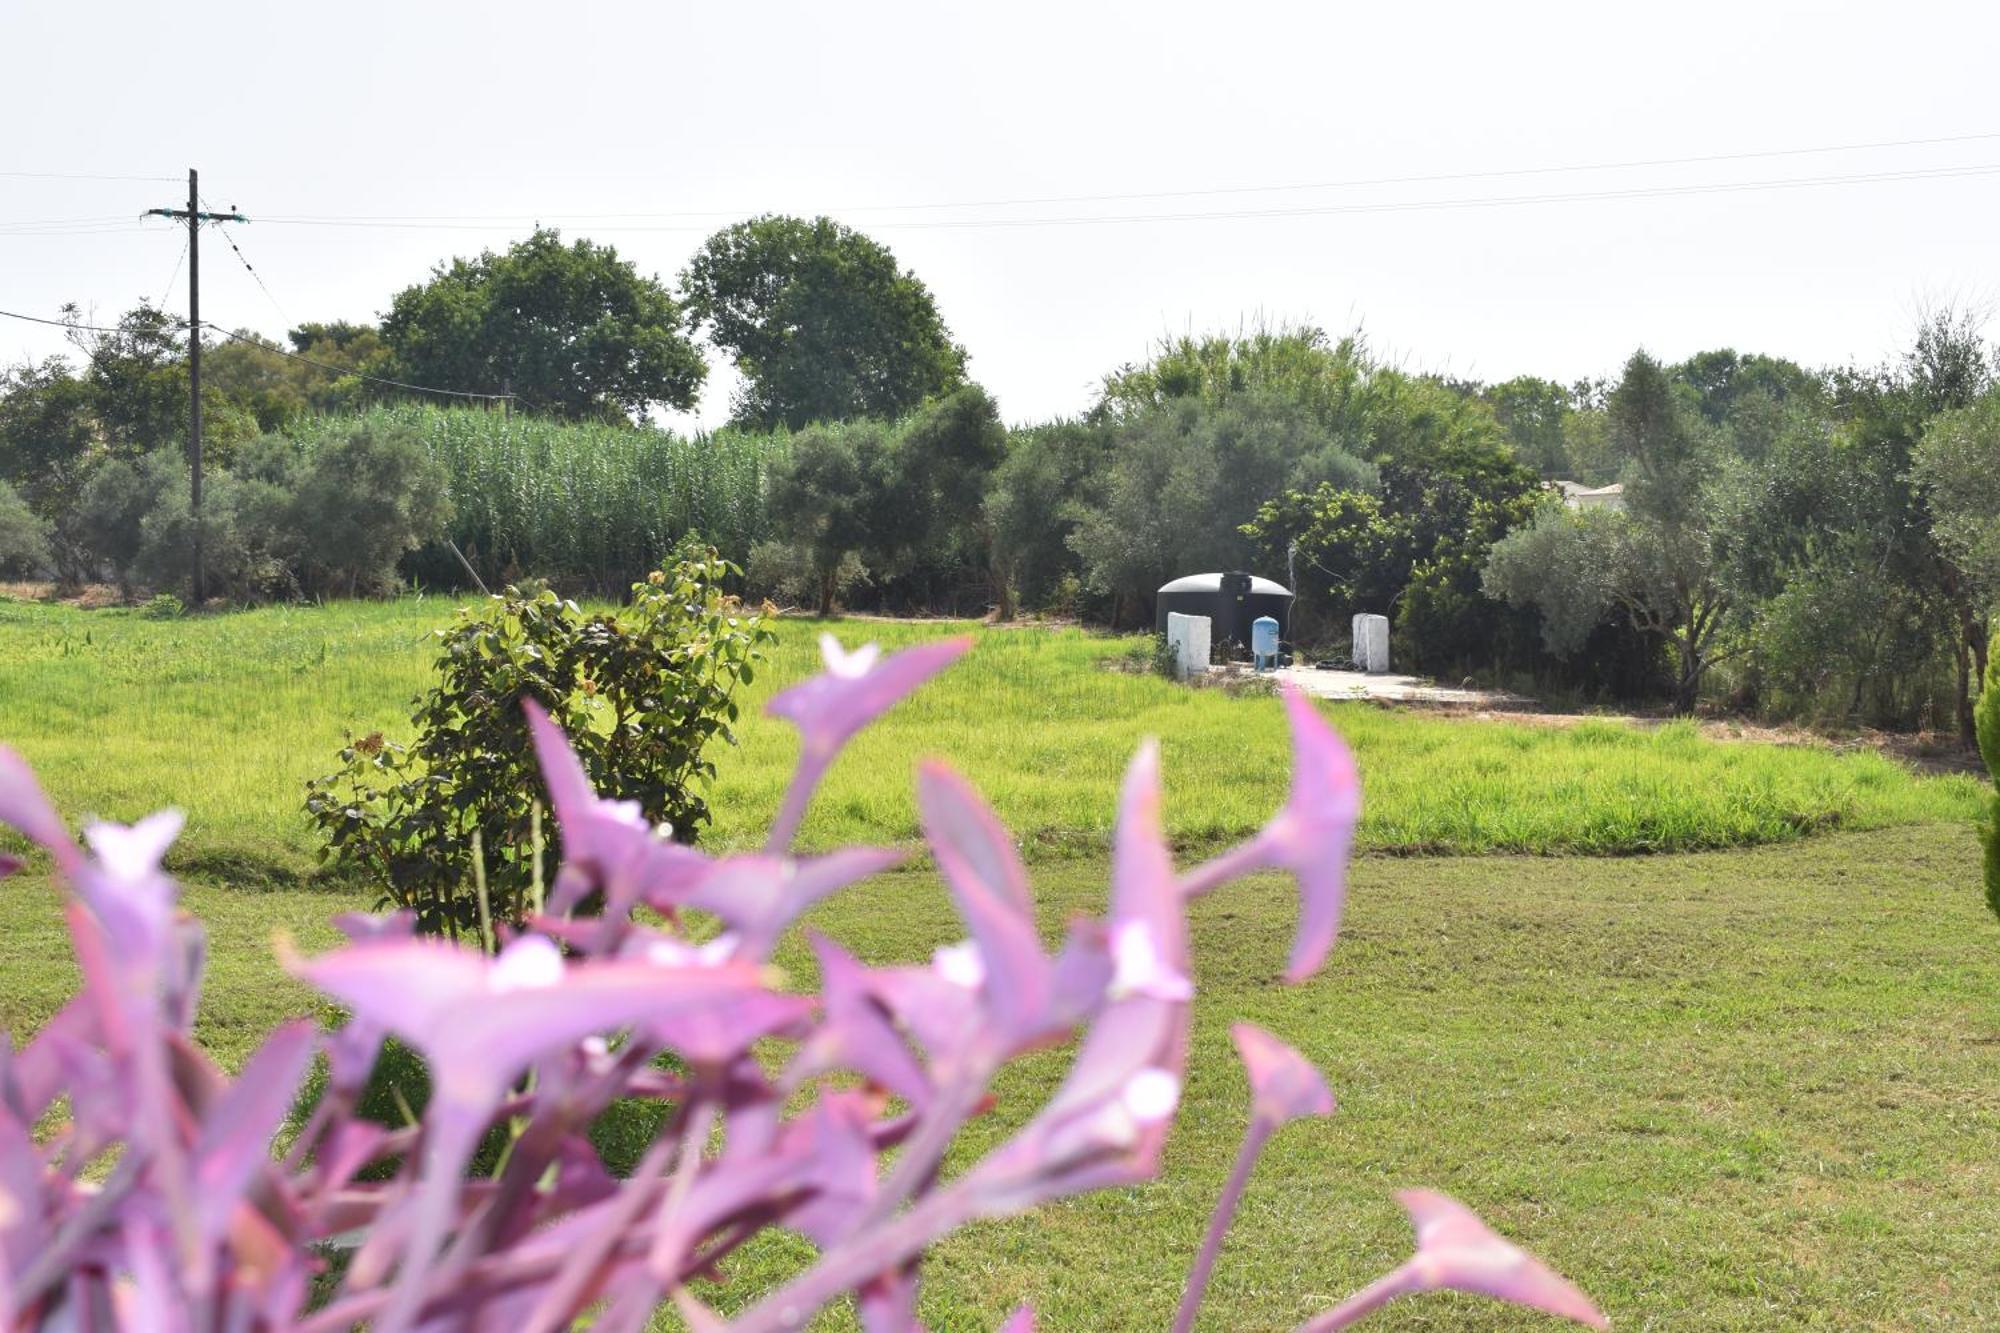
xmin=285 ymin=420 xmax=451 ymax=596
xmin=306 ymin=547 xmax=771 ymax=935
xmin=70 ymin=449 xmax=180 ymax=592
xmin=131 ymin=465 xmax=298 ymax=604
xmin=137 ymin=592 xmax=183 ymax=620
xmin=0 ymin=478 xmax=47 ymax=576
xmin=0 ymin=635 xmax=1608 ymax=1331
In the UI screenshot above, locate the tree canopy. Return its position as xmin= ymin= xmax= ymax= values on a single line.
xmin=680 ymin=215 xmax=967 ymax=430
xmin=380 ymin=229 xmax=705 ymax=421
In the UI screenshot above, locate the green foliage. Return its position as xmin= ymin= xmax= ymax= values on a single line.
xmin=1980 ymin=652 xmax=2000 ymax=919
xmin=284 ymin=421 xmax=451 ymax=596
xmin=681 ymin=214 xmax=968 ymax=430
xmin=138 ymin=592 xmax=183 ymax=620
xmin=0 ymin=480 xmax=47 ymax=576
xmin=1481 ymin=375 xmax=1576 ymax=478
xmin=1068 ymin=391 xmax=1372 ymax=619
xmin=1095 ymin=324 xmax=1372 ymax=427
xmin=70 ymin=424 xmax=449 ymax=604
xmin=304 ymin=549 xmax=772 ymax=936
xmin=754 ymin=387 xmax=1007 ymax=614
xmin=1247 ymin=431 xmax=1541 ymax=669
xmin=381 ymin=228 xmax=706 ymax=421
xmin=1913 ymin=389 xmax=2000 ymax=602
xmin=282 ymin=404 xmax=779 ymax=593
xmin=988 ymin=420 xmax=1116 ymax=612
xmin=71 ymin=450 xmax=178 ymax=593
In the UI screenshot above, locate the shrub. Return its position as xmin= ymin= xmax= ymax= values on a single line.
xmin=0 ymin=637 xmax=1607 ymax=1330
xmin=305 ymin=546 xmax=772 ymax=936
xmin=130 ymin=466 xmax=293 ymax=604
xmin=137 ymin=592 xmax=183 ymax=619
xmin=1980 ymin=650 xmax=2000 ymax=918
xmin=285 ymin=421 xmax=450 ymax=596
xmin=70 ymin=449 xmax=179 ymax=592
xmin=0 ymin=478 xmax=47 ymax=576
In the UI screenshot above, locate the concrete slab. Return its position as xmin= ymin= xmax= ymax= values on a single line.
xmin=1272 ymin=665 xmax=1534 ymax=709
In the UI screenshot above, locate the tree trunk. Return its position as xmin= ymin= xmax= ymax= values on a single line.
xmin=1671 ymin=632 xmax=1701 ymax=716
xmin=817 ymin=569 xmax=836 ymax=618
xmin=1954 ymin=618 xmax=1975 ymax=747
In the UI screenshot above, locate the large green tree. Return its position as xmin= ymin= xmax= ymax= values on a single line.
xmin=380 ymin=229 xmax=704 ymax=421
xmin=1484 ymin=351 xmax=1745 ymax=713
xmin=680 ymin=215 xmax=967 ymax=430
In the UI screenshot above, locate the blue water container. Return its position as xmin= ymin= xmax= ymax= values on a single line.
xmin=1251 ymin=615 xmax=1280 ymax=671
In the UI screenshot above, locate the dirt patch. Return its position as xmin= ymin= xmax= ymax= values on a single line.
xmin=1443 ymin=707 xmax=1986 ymax=777
xmin=0 ymin=581 xmax=124 ymax=609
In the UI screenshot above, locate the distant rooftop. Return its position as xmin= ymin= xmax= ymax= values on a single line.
xmin=1552 ymin=480 xmax=1626 ymax=510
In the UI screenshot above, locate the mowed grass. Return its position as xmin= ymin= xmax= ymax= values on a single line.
xmin=1 ymin=827 xmax=1997 ymax=1328
xmin=0 ymin=597 xmax=1981 ymax=879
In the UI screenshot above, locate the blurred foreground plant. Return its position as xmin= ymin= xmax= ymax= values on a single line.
xmin=0 ymin=632 xmax=1605 ymax=1330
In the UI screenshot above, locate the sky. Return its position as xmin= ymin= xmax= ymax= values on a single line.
xmin=4 ymin=0 xmax=1999 ymax=431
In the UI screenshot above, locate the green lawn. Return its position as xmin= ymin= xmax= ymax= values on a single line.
xmin=1 ymin=595 xmax=1995 ymax=1328
xmin=2 ymin=827 xmax=1996 ymax=1328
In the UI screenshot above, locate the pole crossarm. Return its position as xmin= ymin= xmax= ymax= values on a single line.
xmin=143 ymin=207 xmax=249 ymax=223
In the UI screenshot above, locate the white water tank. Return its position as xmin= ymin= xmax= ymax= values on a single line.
xmin=1352 ymin=613 xmax=1390 ymax=674
xmin=1166 ymin=613 xmax=1211 ymax=680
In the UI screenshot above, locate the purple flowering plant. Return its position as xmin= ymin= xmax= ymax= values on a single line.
xmin=0 ymin=632 xmax=1607 ymax=1330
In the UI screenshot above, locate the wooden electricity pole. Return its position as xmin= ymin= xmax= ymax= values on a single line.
xmin=147 ymin=170 xmax=246 ymax=604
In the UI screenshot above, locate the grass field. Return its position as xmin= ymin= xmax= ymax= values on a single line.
xmin=0 ymin=597 xmax=1981 ymax=876
xmin=1 ymin=594 xmax=1995 ymax=1328
xmin=1 ymin=827 xmax=1996 ymax=1328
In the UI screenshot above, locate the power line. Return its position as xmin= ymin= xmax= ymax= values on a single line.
xmin=0 ymin=169 xmax=181 ymax=183
xmin=202 ymin=192 xmax=289 ymax=326
xmin=0 ymin=305 xmax=516 ymax=405
xmin=244 ymin=158 xmax=2000 ymax=236
xmin=0 ymin=307 xmax=131 ymax=334
xmin=0 ymin=214 xmax=137 ymax=231
xmin=248 ymin=128 xmax=2000 ymax=227
xmin=200 ymin=322 xmax=513 ymax=404
xmin=157 ymin=233 xmax=191 ymax=314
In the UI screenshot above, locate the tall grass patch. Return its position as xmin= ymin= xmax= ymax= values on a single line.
xmin=284 ymin=405 xmax=785 ymax=589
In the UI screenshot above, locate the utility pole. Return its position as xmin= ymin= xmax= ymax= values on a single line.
xmin=146 ymin=170 xmax=246 ymax=604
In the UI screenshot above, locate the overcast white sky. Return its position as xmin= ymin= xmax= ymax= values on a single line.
xmin=4 ymin=0 xmax=1998 ymax=429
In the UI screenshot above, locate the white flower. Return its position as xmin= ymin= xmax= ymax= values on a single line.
xmin=1074 ymin=1067 xmax=1182 ymax=1152
xmin=819 ymin=633 xmax=881 ymax=680
xmin=489 ymin=935 xmax=565 ymax=993
xmin=932 ymin=939 xmax=987 ymax=990
xmin=645 ymin=932 xmax=738 ymax=969
xmin=1109 ymin=921 xmax=1193 ymax=1002
xmin=1121 ymin=1067 xmax=1181 ymax=1123
xmin=83 ymin=810 xmax=185 ymax=884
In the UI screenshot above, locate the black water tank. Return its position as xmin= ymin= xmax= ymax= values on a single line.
xmin=1154 ymin=571 xmax=1294 ymax=654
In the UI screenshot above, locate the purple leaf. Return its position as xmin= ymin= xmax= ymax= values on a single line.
xmin=1231 ymin=1023 xmax=1335 ymax=1127
xmin=1395 ymin=1190 xmax=1606 ymax=1326
xmin=0 ymin=744 xmax=79 ymax=871
xmin=793 ymin=934 xmax=933 ymax=1105
xmin=764 ymin=634 xmax=974 ymax=849
xmin=678 ymin=846 xmax=905 ymax=955
xmin=1267 ymin=688 xmax=1362 ymax=982
xmin=192 ymin=1020 xmax=317 ymax=1249
xmin=767 ymin=634 xmax=975 ymax=764
xmin=1301 ymin=1190 xmax=1607 ymax=1330
xmin=524 ymin=698 xmax=708 ymax=915
xmin=917 ymin=762 xmax=1050 ymax=1028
